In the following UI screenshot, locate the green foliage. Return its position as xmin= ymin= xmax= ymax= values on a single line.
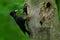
xmin=0 ymin=0 xmax=29 ymax=40
xmin=55 ymin=0 xmax=60 ymax=20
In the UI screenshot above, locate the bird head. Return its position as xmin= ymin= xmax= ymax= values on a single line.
xmin=10 ymin=10 xmax=16 ymax=17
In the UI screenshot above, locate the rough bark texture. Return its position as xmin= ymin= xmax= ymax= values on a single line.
xmin=25 ymin=0 xmax=60 ymax=40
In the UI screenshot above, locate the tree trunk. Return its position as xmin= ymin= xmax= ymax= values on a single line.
xmin=25 ymin=0 xmax=60 ymax=40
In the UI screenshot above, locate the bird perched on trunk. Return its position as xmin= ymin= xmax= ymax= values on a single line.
xmin=10 ymin=10 xmax=30 ymax=35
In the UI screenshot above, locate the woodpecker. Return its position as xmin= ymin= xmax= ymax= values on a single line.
xmin=10 ymin=10 xmax=30 ymax=35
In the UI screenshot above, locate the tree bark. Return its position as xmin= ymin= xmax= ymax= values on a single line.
xmin=25 ymin=0 xmax=60 ymax=40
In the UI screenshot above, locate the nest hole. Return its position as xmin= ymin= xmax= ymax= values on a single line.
xmin=46 ymin=2 xmax=51 ymax=8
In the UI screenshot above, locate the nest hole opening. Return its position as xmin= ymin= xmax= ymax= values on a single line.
xmin=46 ymin=2 xmax=51 ymax=8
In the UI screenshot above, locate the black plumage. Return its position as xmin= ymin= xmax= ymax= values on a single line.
xmin=10 ymin=11 xmax=30 ymax=35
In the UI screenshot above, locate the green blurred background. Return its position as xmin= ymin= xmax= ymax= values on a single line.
xmin=0 ymin=0 xmax=60 ymax=40
xmin=0 ymin=0 xmax=29 ymax=40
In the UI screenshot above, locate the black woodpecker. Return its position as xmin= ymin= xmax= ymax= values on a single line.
xmin=10 ymin=10 xmax=30 ymax=35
